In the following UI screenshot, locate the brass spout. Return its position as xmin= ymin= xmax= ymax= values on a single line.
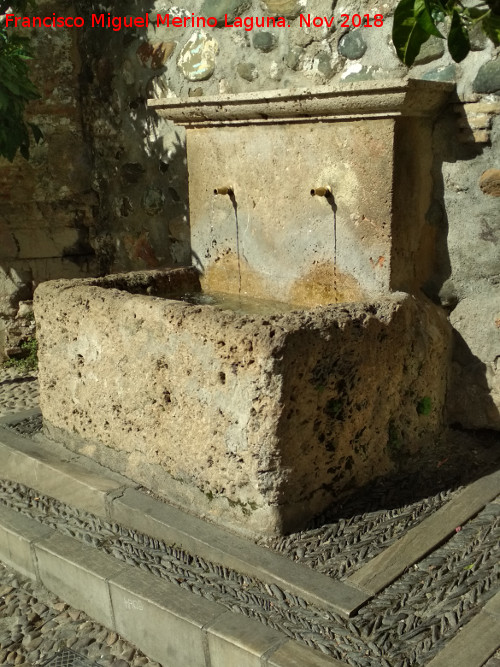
xmin=214 ymin=186 xmax=234 ymax=196
xmin=310 ymin=186 xmax=332 ymax=197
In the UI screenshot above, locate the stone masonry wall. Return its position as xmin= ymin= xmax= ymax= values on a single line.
xmin=0 ymin=0 xmax=97 ymax=359
xmin=1 ymin=0 xmax=499 ymax=427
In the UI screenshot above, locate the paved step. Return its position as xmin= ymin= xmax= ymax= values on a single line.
xmin=0 ymin=504 xmax=347 ymax=667
xmin=0 ymin=414 xmax=369 ymax=618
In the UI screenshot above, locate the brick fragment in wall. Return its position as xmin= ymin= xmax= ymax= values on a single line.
xmin=454 ymin=100 xmax=499 ymax=144
xmin=479 ymin=169 xmax=500 ymax=197
xmin=136 ymin=41 xmax=176 ymax=69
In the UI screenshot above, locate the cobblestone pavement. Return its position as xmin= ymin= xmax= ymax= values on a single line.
xmin=0 ymin=367 xmax=39 ymax=418
xmin=0 ymin=367 xmax=165 ymax=666
xmin=1 ymin=365 xmax=499 ymax=666
xmin=0 ymin=562 xmax=160 ymax=667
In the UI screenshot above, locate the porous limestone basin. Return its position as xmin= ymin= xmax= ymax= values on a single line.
xmin=35 ymin=268 xmax=450 ymax=537
xmin=35 ymin=79 xmax=454 ymax=537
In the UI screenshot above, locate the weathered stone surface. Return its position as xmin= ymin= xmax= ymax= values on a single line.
xmin=340 ymin=65 xmax=375 ymax=81
xmin=469 ymin=22 xmax=489 ymax=51
xmin=448 ymin=290 xmax=500 ymax=430
xmin=120 ymin=163 xmax=145 ymax=184
xmin=141 ymin=187 xmax=165 ymax=215
xmin=237 ymin=62 xmax=258 ymax=81
xmin=136 ymin=41 xmax=175 ymax=69
xmin=178 ymin=32 xmax=218 ymax=81
xmin=316 ymin=51 xmax=335 ymax=78
xmin=35 ymin=271 xmax=450 ymax=537
xmin=261 ymin=0 xmax=302 ymax=18
xmin=285 ymin=46 xmax=302 ymax=70
xmin=338 ymin=31 xmax=367 ymax=60
xmin=479 ymin=169 xmax=500 ymax=197
xmin=252 ymin=31 xmax=278 ymax=52
xmin=473 ymin=60 xmax=500 ymax=93
xmin=201 ymin=0 xmax=251 ymax=24
xmin=414 ymin=37 xmax=445 ymax=65
xmin=422 ymin=64 xmax=457 ymax=82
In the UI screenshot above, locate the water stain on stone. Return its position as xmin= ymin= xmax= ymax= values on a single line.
xmin=290 ymin=262 xmax=364 ymax=306
xmin=201 ymin=251 xmax=268 ymax=302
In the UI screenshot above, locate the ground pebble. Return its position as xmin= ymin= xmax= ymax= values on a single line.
xmin=121 ymin=647 xmax=136 ymax=661
xmin=95 ymin=628 xmax=109 ymax=643
xmin=106 ymin=631 xmax=119 ymax=646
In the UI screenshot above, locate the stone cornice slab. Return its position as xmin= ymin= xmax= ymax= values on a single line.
xmin=148 ymin=78 xmax=454 ymax=127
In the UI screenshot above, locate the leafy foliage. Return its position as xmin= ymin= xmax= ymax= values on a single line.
xmin=0 ymin=0 xmax=42 ymax=161
xmin=393 ymin=0 xmax=500 ymax=66
xmin=3 ymin=337 xmax=38 ymax=371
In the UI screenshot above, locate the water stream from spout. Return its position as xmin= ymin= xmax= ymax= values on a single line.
xmin=326 ymin=193 xmax=338 ymax=303
xmin=229 ymin=192 xmax=242 ymax=297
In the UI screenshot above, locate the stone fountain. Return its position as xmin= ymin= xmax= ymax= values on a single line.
xmin=35 ymin=79 xmax=453 ymax=537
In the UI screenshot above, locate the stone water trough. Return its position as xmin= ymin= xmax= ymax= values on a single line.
xmin=35 ymin=79 xmax=453 ymax=538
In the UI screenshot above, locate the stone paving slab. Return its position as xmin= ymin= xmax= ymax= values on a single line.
xmin=348 ymin=467 xmax=500 ymax=595
xmin=204 ymin=611 xmax=285 ymax=667
xmin=109 ymin=567 xmax=224 ymax=667
xmin=0 ymin=417 xmax=133 ymax=517
xmin=35 ymin=532 xmax=128 ymax=629
xmin=0 ymin=504 xmax=54 ymax=579
xmin=0 ymin=503 xmax=349 ymax=667
xmin=267 ymin=642 xmax=352 ymax=667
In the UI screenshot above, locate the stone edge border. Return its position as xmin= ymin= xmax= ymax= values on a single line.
xmin=0 ymin=504 xmax=348 ymax=667
xmin=425 ymin=590 xmax=500 ymax=667
xmin=148 ymin=78 xmax=454 ymax=126
xmin=0 ymin=413 xmax=369 ymax=619
xmin=1 ymin=412 xmax=500 ymax=620
xmin=347 ymin=467 xmax=500 ymax=595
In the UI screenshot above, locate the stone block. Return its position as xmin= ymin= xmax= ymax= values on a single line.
xmin=34 ymin=533 xmax=121 ymax=628
xmin=109 ymin=566 xmax=223 ymax=667
xmin=35 ymin=267 xmax=450 ymax=537
xmin=0 ymin=424 xmax=131 ymax=517
xmin=480 ymin=169 xmax=500 ymax=197
xmin=448 ymin=289 xmax=500 ymax=430
xmin=267 ymin=640 xmax=350 ymax=666
xmin=0 ymin=505 xmax=54 ymax=579
xmin=205 ymin=612 xmax=284 ymax=667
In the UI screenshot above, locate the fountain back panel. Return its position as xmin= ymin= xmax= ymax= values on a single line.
xmin=35 ymin=80 xmax=453 ymax=537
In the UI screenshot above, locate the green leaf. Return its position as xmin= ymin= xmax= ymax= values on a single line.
xmin=448 ymin=10 xmax=471 ymax=61
xmin=482 ymin=11 xmax=500 ymax=46
xmin=417 ymin=396 xmax=432 ymax=415
xmin=415 ymin=0 xmax=445 ymax=37
xmin=393 ymin=0 xmax=432 ymax=66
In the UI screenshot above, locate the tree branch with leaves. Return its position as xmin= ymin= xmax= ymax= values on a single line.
xmin=393 ymin=0 xmax=500 ymax=66
xmin=0 ymin=0 xmax=42 ymax=161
